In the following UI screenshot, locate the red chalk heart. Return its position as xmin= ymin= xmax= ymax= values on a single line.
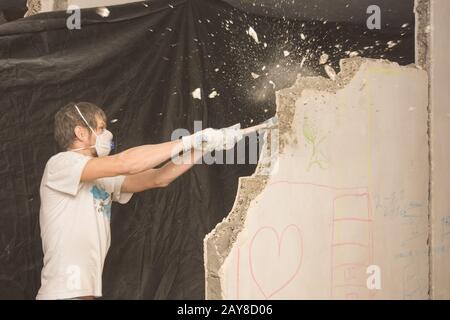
xmin=249 ymin=225 xmax=303 ymax=299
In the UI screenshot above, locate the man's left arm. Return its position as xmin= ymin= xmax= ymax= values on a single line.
xmin=120 ymin=149 xmax=204 ymax=193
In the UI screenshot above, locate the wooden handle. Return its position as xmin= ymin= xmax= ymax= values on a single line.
xmin=240 ymin=123 xmax=270 ymax=135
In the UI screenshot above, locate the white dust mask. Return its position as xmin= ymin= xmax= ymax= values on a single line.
xmin=70 ymin=104 xmax=114 ymax=157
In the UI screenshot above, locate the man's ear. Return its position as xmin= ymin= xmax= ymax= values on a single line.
xmin=74 ymin=125 xmax=87 ymax=141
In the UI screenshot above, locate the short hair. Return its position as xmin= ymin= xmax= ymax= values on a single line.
xmin=54 ymin=101 xmax=106 ymax=150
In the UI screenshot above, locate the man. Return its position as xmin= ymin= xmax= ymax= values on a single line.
xmin=36 ymin=101 xmax=241 ymax=300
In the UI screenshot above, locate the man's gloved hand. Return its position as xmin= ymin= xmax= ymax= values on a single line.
xmin=203 ymin=123 xmax=243 ymax=152
xmin=181 ymin=124 xmax=243 ymax=153
xmin=181 ymin=128 xmax=214 ymax=152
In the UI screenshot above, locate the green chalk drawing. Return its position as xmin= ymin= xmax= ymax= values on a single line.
xmin=302 ymin=118 xmax=329 ymax=171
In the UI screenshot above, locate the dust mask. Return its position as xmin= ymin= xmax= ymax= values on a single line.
xmin=70 ymin=105 xmax=114 ymax=157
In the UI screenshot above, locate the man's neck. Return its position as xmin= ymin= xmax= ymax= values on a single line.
xmin=68 ymin=148 xmax=94 ymax=158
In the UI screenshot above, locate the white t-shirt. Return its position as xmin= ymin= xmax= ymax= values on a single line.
xmin=36 ymin=151 xmax=133 ymax=300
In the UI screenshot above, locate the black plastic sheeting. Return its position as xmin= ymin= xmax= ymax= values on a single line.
xmin=0 ymin=0 xmax=414 ymax=299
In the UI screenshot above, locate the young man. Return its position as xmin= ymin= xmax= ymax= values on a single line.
xmin=36 ymin=101 xmax=241 ymax=300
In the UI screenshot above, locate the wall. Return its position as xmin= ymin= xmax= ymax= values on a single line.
xmin=205 ymin=58 xmax=430 ymax=299
xmin=430 ymin=0 xmax=450 ymax=300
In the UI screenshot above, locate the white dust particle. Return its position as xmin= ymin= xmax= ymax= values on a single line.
xmin=143 ymin=3 xmax=149 ymax=7
xmin=251 ymin=72 xmax=260 ymax=79
xmin=208 ymin=91 xmax=218 ymax=98
xmin=110 ymin=119 xmax=118 ymax=123
xmin=248 ymin=26 xmax=260 ymax=44
xmin=96 ymin=7 xmax=110 ymax=17
xmin=387 ymin=41 xmax=398 ymax=48
xmin=401 ymin=23 xmax=409 ymax=28
xmin=192 ymin=88 xmax=202 ymax=100
xmin=269 ymin=80 xmax=276 ymax=89
xmin=300 ymin=33 xmax=306 ymax=40
xmin=214 ymin=68 xmax=220 ymax=72
xmin=283 ymin=50 xmax=290 ymax=57
xmin=168 ymin=4 xmax=174 ymax=8
xmin=349 ymin=51 xmax=360 ymax=57
xmin=300 ymin=56 xmax=307 ymax=68
xmin=324 ymin=65 xmax=337 ymax=81
xmin=264 ymin=42 xmax=268 ymax=48
xmin=262 ymin=66 xmax=266 ymax=71
xmin=319 ymin=53 xmax=329 ymax=65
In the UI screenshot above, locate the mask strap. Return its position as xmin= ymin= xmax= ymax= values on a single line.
xmin=74 ymin=104 xmax=97 ymax=136
xmin=69 ymin=146 xmax=94 ymax=152
xmin=69 ymin=104 xmax=97 ymax=152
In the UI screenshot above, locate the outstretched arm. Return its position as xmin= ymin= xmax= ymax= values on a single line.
xmin=120 ymin=148 xmax=205 ymax=192
xmin=80 ymin=139 xmax=184 ymax=182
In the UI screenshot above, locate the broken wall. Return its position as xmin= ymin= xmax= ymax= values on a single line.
xmin=205 ymin=58 xmax=430 ymax=299
xmin=430 ymin=0 xmax=450 ymax=300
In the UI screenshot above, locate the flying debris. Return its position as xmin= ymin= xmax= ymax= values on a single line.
xmin=387 ymin=41 xmax=398 ymax=48
xmin=300 ymin=33 xmax=306 ymax=40
xmin=110 ymin=119 xmax=118 ymax=123
xmin=96 ymin=7 xmax=110 ymax=17
xmin=269 ymin=80 xmax=276 ymax=89
xmin=283 ymin=50 xmax=290 ymax=57
xmin=214 ymin=68 xmax=220 ymax=72
xmin=401 ymin=23 xmax=410 ymax=28
xmin=319 ymin=53 xmax=329 ymax=65
xmin=349 ymin=51 xmax=360 ymax=57
xmin=247 ymin=27 xmax=260 ymax=44
xmin=208 ymin=91 xmax=219 ymax=99
xmin=251 ymin=72 xmax=260 ymax=79
xmin=300 ymin=57 xmax=307 ymax=68
xmin=192 ymin=88 xmax=202 ymax=100
xmin=324 ymin=65 xmax=337 ymax=81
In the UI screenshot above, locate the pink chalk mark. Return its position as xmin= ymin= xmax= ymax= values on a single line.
xmin=231 ymin=180 xmax=375 ymax=300
xmin=330 ymin=193 xmax=374 ymax=299
xmin=249 ymin=225 xmax=303 ymax=299
xmin=332 ymin=242 xmax=370 ymax=248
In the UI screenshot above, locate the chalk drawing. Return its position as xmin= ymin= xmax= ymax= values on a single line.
xmin=302 ymin=118 xmax=329 ymax=171
xmin=232 ymin=180 xmax=376 ymax=300
xmin=248 ymin=225 xmax=303 ymax=299
xmin=330 ymin=193 xmax=374 ymax=299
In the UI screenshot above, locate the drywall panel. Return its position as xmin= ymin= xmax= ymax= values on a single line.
xmin=205 ymin=58 xmax=429 ymax=300
xmin=430 ymin=0 xmax=450 ymax=300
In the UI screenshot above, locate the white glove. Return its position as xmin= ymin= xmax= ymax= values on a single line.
xmin=217 ymin=123 xmax=243 ymax=151
xmin=181 ymin=128 xmax=214 ymax=152
xmin=202 ymin=123 xmax=243 ymax=152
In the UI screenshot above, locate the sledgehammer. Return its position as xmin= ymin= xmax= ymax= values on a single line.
xmin=240 ymin=116 xmax=278 ymax=136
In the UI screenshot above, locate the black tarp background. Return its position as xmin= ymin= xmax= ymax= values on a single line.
xmin=0 ymin=0 xmax=414 ymax=299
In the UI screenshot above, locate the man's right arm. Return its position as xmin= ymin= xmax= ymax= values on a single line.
xmin=80 ymin=139 xmax=184 ymax=182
